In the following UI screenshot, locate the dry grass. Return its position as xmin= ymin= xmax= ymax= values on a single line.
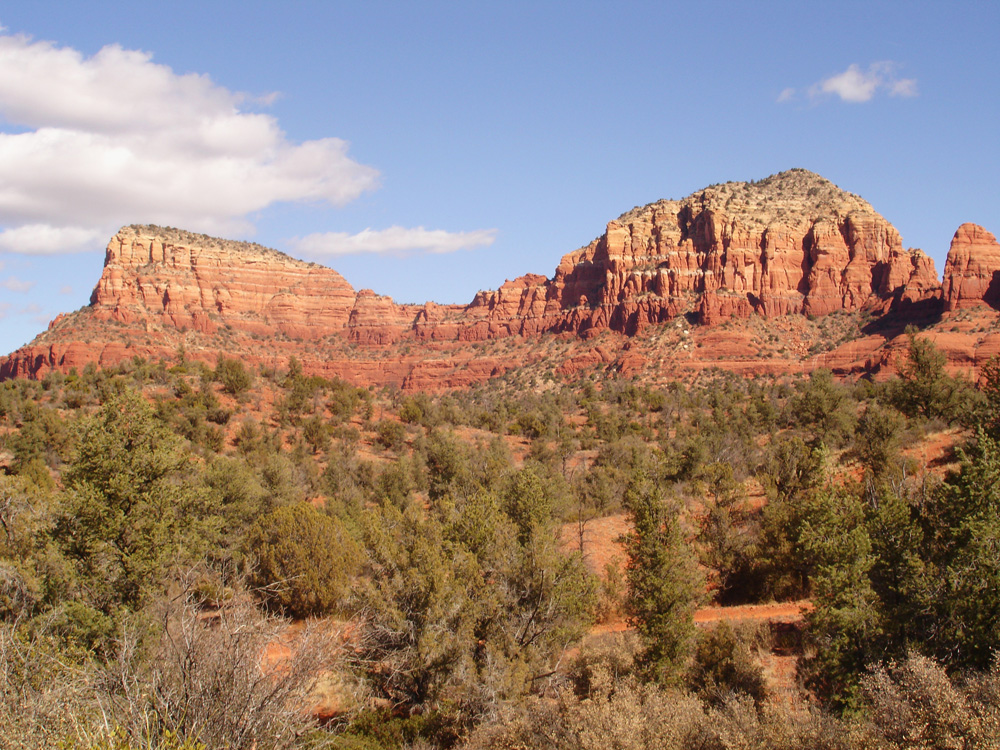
xmin=0 ymin=590 xmax=350 ymax=750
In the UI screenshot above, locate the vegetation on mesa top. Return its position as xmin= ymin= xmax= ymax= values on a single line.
xmin=1 ymin=338 xmax=999 ymax=749
xmin=617 ymin=168 xmax=878 ymax=228
xmin=120 ymin=223 xmax=325 ymax=266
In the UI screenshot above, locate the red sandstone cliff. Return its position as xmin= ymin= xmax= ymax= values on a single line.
xmin=942 ymin=223 xmax=1000 ymax=311
xmin=2 ymin=170 xmax=998 ymax=387
xmin=91 ymin=226 xmax=359 ymax=338
xmin=463 ymin=170 xmax=943 ymax=336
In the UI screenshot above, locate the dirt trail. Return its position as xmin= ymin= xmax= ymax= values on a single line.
xmin=591 ymin=600 xmax=809 ymax=635
xmin=695 ymin=600 xmax=808 ymax=623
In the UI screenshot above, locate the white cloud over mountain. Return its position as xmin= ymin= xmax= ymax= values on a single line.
xmin=0 ymin=30 xmax=451 ymax=256
xmin=0 ymin=275 xmax=35 ymax=292
xmin=779 ymin=61 xmax=918 ymax=104
xmin=292 ymin=226 xmax=498 ymax=257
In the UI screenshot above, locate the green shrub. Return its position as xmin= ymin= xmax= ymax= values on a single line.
xmin=247 ymin=502 xmax=360 ymax=618
xmin=302 ymin=415 xmax=330 ymax=454
xmin=374 ymin=419 xmax=407 ymax=451
xmin=214 ymin=357 xmax=253 ymax=396
xmin=689 ymin=621 xmax=768 ymax=707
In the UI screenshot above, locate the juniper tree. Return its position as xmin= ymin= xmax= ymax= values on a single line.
xmin=56 ymin=389 xmax=194 ymax=613
xmin=623 ymin=476 xmax=703 ymax=685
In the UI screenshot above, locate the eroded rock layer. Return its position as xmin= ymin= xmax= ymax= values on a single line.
xmin=91 ymin=226 xmax=360 ymax=338
xmin=465 ymin=169 xmax=942 ymax=336
xmin=942 ymin=223 xmax=1000 ymax=312
xmin=3 ymin=170 xmax=999 ymax=388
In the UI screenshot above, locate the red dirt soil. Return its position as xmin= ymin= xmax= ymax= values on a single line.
xmin=591 ymin=601 xmax=810 ymax=636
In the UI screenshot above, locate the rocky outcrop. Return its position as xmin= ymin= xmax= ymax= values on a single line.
xmin=942 ymin=224 xmax=1000 ymax=311
xmin=880 ymin=246 xmax=942 ymax=307
xmin=79 ymin=172 xmax=963 ymax=345
xmin=465 ymin=169 xmax=941 ymax=334
xmin=2 ymin=170 xmax=998 ymax=388
xmin=89 ymin=174 xmax=951 ymax=349
xmin=89 ymin=226 xmax=479 ymax=347
xmin=92 ymin=226 xmax=361 ymax=338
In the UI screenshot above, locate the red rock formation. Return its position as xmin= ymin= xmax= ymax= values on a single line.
xmin=91 ymin=226 xmax=360 ymax=338
xmin=465 ymin=170 xmax=940 ymax=334
xmin=3 ymin=171 xmax=999 ymax=388
xmin=879 ymin=247 xmax=941 ymax=306
xmin=942 ymin=223 xmax=1000 ymax=311
xmin=78 ymin=172 xmax=960 ymax=347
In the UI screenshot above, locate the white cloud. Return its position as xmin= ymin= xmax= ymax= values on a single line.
xmin=59 ymin=284 xmax=73 ymax=294
xmin=0 ymin=224 xmax=104 ymax=254
xmin=0 ymin=300 xmax=45 ymax=323
xmin=0 ymin=31 xmax=381 ymax=255
xmin=816 ymin=64 xmax=880 ymax=102
xmin=18 ymin=302 xmax=47 ymax=324
xmin=776 ymin=87 xmax=796 ymax=103
xmin=807 ymin=62 xmax=918 ymax=103
xmin=293 ymin=226 xmax=499 ymax=257
xmin=0 ymin=275 xmax=35 ymax=292
xmin=890 ymin=78 xmax=918 ymax=98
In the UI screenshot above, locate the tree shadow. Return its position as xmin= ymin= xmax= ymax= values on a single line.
xmin=861 ymin=296 xmax=944 ymax=339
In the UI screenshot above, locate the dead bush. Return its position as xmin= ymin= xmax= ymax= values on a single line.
xmin=462 ymin=686 xmax=711 ymax=750
xmin=861 ymin=652 xmax=1000 ymax=749
xmin=93 ymin=592 xmax=349 ymax=750
xmin=462 ymin=680 xmax=861 ymax=750
xmin=568 ymin=631 xmax=641 ymax=699
xmin=0 ymin=613 xmax=97 ymax=750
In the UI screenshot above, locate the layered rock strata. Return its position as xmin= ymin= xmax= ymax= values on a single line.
xmin=942 ymin=223 xmax=1000 ymax=311
xmin=465 ymin=169 xmax=942 ymax=336
xmin=3 ymin=170 xmax=999 ymax=387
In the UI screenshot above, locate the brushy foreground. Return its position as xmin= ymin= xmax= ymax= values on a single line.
xmin=1 ymin=336 xmax=1000 ymax=748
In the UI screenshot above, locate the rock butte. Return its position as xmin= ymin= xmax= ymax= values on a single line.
xmin=2 ymin=170 xmax=999 ymax=389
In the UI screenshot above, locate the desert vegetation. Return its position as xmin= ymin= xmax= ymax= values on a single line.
xmin=1 ymin=330 xmax=999 ymax=748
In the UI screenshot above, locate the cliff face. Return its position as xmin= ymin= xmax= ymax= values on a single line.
xmin=92 ymin=226 xmax=365 ymax=338
xmin=88 ymin=173 xmax=954 ymax=346
xmin=88 ymin=225 xmax=475 ymax=346
xmin=942 ymin=223 xmax=1000 ymax=311
xmin=465 ymin=170 xmax=941 ymax=335
xmin=3 ymin=170 xmax=999 ymax=388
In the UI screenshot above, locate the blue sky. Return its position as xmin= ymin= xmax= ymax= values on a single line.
xmin=0 ymin=1 xmax=997 ymax=355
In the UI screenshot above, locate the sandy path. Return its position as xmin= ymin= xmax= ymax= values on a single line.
xmin=694 ymin=600 xmax=808 ymax=623
xmin=591 ymin=600 xmax=809 ymax=635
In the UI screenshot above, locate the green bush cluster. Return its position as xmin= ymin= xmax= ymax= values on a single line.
xmin=0 ymin=336 xmax=997 ymax=749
